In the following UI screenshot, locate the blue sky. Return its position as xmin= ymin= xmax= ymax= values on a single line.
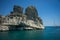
xmin=0 ymin=0 xmax=60 ymax=26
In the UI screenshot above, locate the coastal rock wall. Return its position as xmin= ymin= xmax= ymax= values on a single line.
xmin=0 ymin=5 xmax=44 ymax=31
xmin=0 ymin=25 xmax=9 ymax=31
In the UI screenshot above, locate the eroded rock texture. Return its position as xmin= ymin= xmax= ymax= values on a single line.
xmin=13 ymin=5 xmax=23 ymax=13
xmin=25 ymin=6 xmax=43 ymax=25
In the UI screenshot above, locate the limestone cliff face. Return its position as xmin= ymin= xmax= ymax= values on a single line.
xmin=0 ymin=5 xmax=44 ymax=31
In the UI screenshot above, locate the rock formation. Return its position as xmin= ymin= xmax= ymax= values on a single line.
xmin=0 ymin=5 xmax=44 ymax=31
xmin=25 ymin=6 xmax=43 ymax=25
xmin=0 ymin=15 xmax=2 ymax=24
xmin=25 ymin=6 xmax=38 ymax=20
xmin=13 ymin=5 xmax=23 ymax=13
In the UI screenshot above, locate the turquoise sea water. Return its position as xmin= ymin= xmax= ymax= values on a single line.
xmin=0 ymin=26 xmax=60 ymax=40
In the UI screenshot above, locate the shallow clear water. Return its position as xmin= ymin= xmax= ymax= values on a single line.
xmin=0 ymin=26 xmax=60 ymax=40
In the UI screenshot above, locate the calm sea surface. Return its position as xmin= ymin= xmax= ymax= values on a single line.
xmin=0 ymin=26 xmax=60 ymax=40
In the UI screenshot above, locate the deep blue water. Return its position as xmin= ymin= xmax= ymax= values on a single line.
xmin=0 ymin=26 xmax=60 ymax=40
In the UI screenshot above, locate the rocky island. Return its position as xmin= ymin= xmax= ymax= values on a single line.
xmin=0 ymin=5 xmax=44 ymax=31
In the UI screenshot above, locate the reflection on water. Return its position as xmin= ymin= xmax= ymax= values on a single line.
xmin=0 ymin=26 xmax=60 ymax=40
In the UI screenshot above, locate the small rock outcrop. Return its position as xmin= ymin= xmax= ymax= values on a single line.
xmin=25 ymin=6 xmax=38 ymax=20
xmin=13 ymin=5 xmax=23 ymax=13
xmin=25 ymin=6 xmax=43 ymax=25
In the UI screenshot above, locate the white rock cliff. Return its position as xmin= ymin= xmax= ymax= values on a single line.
xmin=0 ymin=5 xmax=44 ymax=31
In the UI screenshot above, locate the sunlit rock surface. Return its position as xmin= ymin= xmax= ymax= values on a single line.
xmin=0 ymin=5 xmax=44 ymax=31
